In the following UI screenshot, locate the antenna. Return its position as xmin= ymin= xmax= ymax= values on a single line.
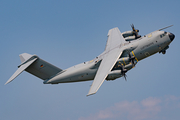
xmin=158 ymin=25 xmax=173 ymax=31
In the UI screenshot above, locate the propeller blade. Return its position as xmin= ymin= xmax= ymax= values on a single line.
xmin=128 ymin=52 xmax=135 ymax=67
xmin=131 ymin=24 xmax=135 ymax=31
xmin=123 ymin=73 xmax=127 ymax=81
xmin=131 ymin=59 xmax=135 ymax=68
xmin=120 ymin=64 xmax=128 ymax=81
xmin=130 ymin=24 xmax=140 ymax=39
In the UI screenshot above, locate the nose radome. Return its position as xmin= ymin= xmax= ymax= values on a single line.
xmin=169 ymin=33 xmax=175 ymax=41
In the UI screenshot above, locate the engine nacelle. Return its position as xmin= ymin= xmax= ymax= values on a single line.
xmin=117 ymin=57 xmax=129 ymax=65
xmin=122 ymin=31 xmax=134 ymax=38
xmin=106 ymin=70 xmax=122 ymax=80
xmin=124 ymin=36 xmax=136 ymax=41
xmin=122 ymin=30 xmax=141 ymax=41
xmin=106 ymin=63 xmax=135 ymax=80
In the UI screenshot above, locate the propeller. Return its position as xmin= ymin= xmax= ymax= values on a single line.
xmin=119 ymin=64 xmax=128 ymax=81
xmin=131 ymin=24 xmax=141 ymax=39
xmin=128 ymin=52 xmax=135 ymax=68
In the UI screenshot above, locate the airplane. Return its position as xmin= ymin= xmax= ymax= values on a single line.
xmin=5 ymin=24 xmax=175 ymax=96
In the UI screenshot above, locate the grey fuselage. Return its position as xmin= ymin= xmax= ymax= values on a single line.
xmin=44 ymin=30 xmax=174 ymax=84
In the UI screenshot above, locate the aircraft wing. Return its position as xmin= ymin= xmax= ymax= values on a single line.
xmin=87 ymin=27 xmax=125 ymax=96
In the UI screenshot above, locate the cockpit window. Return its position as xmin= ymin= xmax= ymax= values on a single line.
xmin=160 ymin=33 xmax=166 ymax=38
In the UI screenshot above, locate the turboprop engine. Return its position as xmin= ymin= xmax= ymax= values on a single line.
xmin=106 ymin=63 xmax=134 ymax=80
xmin=106 ymin=53 xmax=137 ymax=80
xmin=122 ymin=24 xmax=141 ymax=41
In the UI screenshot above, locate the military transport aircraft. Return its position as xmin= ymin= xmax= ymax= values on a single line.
xmin=5 ymin=25 xmax=175 ymax=96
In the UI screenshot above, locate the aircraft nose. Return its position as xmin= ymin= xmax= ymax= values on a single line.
xmin=169 ymin=33 xmax=175 ymax=41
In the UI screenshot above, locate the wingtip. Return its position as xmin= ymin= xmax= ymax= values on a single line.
xmin=5 ymin=80 xmax=11 ymax=85
xmin=86 ymin=92 xmax=96 ymax=97
xmin=5 ymin=81 xmax=9 ymax=85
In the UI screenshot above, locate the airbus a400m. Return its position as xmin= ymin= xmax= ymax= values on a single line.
xmin=6 ymin=25 xmax=175 ymax=96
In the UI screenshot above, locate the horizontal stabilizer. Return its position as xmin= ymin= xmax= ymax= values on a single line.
xmin=5 ymin=58 xmax=37 ymax=85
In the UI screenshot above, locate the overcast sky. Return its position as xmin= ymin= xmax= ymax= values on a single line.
xmin=1 ymin=0 xmax=180 ymax=120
